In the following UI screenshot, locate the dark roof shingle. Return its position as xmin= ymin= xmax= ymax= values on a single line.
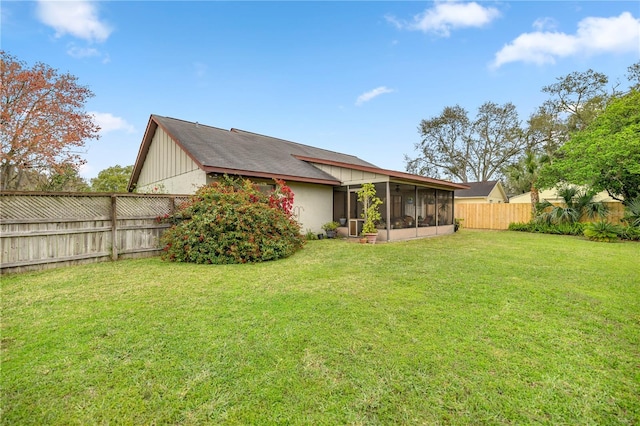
xmin=130 ymin=114 xmax=470 ymax=191
xmin=454 ymin=181 xmax=500 ymax=197
xmin=154 ymin=115 xmax=375 ymax=182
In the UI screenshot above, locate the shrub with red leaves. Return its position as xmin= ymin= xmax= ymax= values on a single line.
xmin=159 ymin=176 xmax=304 ymax=264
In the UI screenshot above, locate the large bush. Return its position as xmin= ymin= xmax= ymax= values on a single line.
xmin=159 ymin=177 xmax=304 ymax=264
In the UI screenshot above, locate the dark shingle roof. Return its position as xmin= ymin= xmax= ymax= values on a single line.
xmin=454 ymin=181 xmax=500 ymax=198
xmin=129 ymin=114 xmax=471 ymax=191
xmin=153 ymin=115 xmax=376 ymax=182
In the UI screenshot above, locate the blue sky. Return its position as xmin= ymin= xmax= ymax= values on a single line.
xmin=2 ymin=1 xmax=639 ymax=180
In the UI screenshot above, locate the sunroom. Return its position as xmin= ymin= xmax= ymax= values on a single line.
xmin=332 ymin=182 xmax=458 ymax=242
xmin=295 ymin=156 xmax=468 ymax=242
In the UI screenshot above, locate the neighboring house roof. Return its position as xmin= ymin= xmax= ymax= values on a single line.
xmin=129 ymin=114 xmax=469 ymax=191
xmin=454 ymin=181 xmax=507 ymax=201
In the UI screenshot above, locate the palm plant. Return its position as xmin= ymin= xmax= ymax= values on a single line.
xmin=503 ymin=150 xmax=549 ymax=219
xmin=584 ymin=221 xmax=621 ymax=242
xmin=536 ymin=186 xmax=608 ymax=225
xmin=622 ymin=197 xmax=640 ymax=228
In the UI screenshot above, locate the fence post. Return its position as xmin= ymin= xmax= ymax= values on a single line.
xmin=111 ymin=195 xmax=118 ymax=260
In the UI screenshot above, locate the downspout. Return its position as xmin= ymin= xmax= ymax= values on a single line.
xmin=386 ymin=181 xmax=391 ymax=242
xmin=346 ymin=185 xmax=351 ymax=236
xmin=415 ymin=185 xmax=418 ymax=238
xmin=435 ymin=190 xmax=439 ymax=235
xmin=451 ymin=191 xmax=455 ymax=232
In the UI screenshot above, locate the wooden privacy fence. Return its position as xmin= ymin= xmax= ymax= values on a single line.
xmin=0 ymin=192 xmax=189 ymax=274
xmin=455 ymin=202 xmax=625 ymax=230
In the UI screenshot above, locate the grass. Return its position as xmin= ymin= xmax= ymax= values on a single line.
xmin=1 ymin=230 xmax=639 ymax=425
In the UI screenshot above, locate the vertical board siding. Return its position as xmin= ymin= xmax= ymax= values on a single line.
xmin=455 ymin=202 xmax=625 ymax=230
xmin=0 ymin=193 xmax=189 ymax=274
xmin=138 ymin=128 xmax=199 ymax=188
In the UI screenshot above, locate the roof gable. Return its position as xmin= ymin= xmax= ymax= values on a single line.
xmin=455 ymin=181 xmax=503 ymax=198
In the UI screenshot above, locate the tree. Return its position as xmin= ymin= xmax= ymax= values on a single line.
xmin=406 ymin=102 xmax=525 ymax=182
xmin=90 ymin=165 xmax=133 ymax=192
xmin=0 ymin=51 xmax=100 ymax=190
xmin=502 ymin=104 xmax=565 ymax=216
xmin=541 ymin=69 xmax=610 ymax=133
xmin=508 ymin=65 xmax=636 ymax=212
xmin=538 ymin=90 xmax=640 ymax=205
xmin=503 ymin=149 xmax=549 ymax=218
xmin=37 ymin=164 xmax=89 ymax=192
xmin=525 ymin=105 xmax=569 ymax=157
xmin=626 ymin=61 xmax=640 ymax=90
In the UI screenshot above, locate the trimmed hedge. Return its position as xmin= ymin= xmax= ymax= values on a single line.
xmin=508 ymin=222 xmax=585 ymax=236
xmin=509 ymin=221 xmax=640 ymax=241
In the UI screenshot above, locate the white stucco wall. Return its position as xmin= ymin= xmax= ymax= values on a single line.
xmin=288 ymin=182 xmax=333 ymax=234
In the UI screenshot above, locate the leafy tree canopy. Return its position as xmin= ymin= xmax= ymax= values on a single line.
xmin=540 ymin=68 xmax=610 ymax=133
xmin=538 ymin=90 xmax=640 ymax=204
xmin=0 ymin=165 xmax=88 ymax=192
xmin=90 ymin=165 xmax=133 ymax=193
xmin=38 ymin=165 xmax=89 ymax=192
xmin=502 ymin=61 xmax=639 ymax=208
xmin=1 ymin=51 xmax=99 ymax=190
xmin=406 ymin=102 xmax=525 ymax=182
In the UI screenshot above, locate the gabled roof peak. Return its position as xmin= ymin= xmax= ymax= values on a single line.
xmin=129 ymin=114 xmax=376 ymax=189
xmin=151 ymin=114 xmax=229 ymax=133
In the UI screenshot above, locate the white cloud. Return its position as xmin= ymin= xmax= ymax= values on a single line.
xmin=90 ymin=112 xmax=135 ymax=134
xmin=36 ymin=0 xmax=112 ymax=42
xmin=532 ymin=17 xmax=558 ymax=32
xmin=355 ymin=86 xmax=394 ymax=106
xmin=387 ymin=1 xmax=500 ymax=37
xmin=493 ymin=12 xmax=640 ymax=68
xmin=66 ymin=45 xmax=100 ymax=59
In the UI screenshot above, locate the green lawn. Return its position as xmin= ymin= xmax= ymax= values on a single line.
xmin=2 ymin=230 xmax=639 ymax=425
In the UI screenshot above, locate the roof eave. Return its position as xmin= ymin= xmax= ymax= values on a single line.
xmin=128 ymin=116 xmax=157 ymax=192
xmin=293 ymin=155 xmax=469 ymax=190
xmin=202 ymin=166 xmax=341 ymax=186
